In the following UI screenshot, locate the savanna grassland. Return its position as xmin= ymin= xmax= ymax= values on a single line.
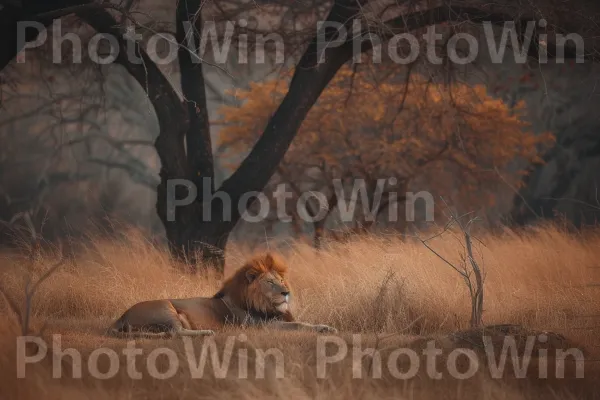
xmin=0 ymin=224 xmax=599 ymax=399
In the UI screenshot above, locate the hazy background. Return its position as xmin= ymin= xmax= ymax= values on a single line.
xmin=1 ymin=1 xmax=599 ymax=247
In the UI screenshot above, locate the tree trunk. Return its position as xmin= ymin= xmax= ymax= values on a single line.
xmin=158 ymin=0 xmax=226 ymax=272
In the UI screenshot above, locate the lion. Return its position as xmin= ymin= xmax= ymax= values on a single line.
xmin=109 ymin=252 xmax=338 ymax=337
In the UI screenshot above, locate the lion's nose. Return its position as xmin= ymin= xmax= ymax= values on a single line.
xmin=281 ymin=291 xmax=290 ymax=297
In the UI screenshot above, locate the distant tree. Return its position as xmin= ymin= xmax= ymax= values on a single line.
xmin=217 ymin=65 xmax=554 ymax=246
xmin=0 ymin=47 xmax=160 ymax=244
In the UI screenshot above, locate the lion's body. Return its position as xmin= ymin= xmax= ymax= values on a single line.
xmin=109 ymin=253 xmax=337 ymax=337
xmin=111 ymin=297 xmax=227 ymax=333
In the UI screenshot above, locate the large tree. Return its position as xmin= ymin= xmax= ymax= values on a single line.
xmin=1 ymin=0 xmax=598 ymax=273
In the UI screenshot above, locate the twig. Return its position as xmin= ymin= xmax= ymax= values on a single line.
xmin=414 ymin=197 xmax=485 ymax=328
xmin=0 ymin=258 xmax=64 ymax=336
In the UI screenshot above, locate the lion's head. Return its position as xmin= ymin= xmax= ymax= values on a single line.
xmin=214 ymin=252 xmax=294 ymax=320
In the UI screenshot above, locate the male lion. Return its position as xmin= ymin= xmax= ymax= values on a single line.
xmin=109 ymin=253 xmax=337 ymax=337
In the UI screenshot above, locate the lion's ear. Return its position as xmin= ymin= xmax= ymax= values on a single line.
xmin=245 ymin=269 xmax=258 ymax=283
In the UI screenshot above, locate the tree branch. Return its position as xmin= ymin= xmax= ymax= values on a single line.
xmin=76 ymin=8 xmax=189 ymax=184
xmin=0 ymin=0 xmax=94 ymax=70
xmin=219 ymin=0 xmax=362 ymax=224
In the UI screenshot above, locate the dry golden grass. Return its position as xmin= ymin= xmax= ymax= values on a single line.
xmin=0 ymin=224 xmax=599 ymax=399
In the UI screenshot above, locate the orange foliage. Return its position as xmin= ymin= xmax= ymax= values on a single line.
xmin=215 ymin=66 xmax=554 ymax=209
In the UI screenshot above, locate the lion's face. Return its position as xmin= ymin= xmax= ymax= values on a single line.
xmin=246 ymin=269 xmax=291 ymax=313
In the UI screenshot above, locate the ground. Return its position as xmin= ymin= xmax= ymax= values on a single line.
xmin=0 ymin=225 xmax=599 ymax=399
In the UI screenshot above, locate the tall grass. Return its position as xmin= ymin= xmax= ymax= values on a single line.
xmin=0 ymin=224 xmax=599 ymax=399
